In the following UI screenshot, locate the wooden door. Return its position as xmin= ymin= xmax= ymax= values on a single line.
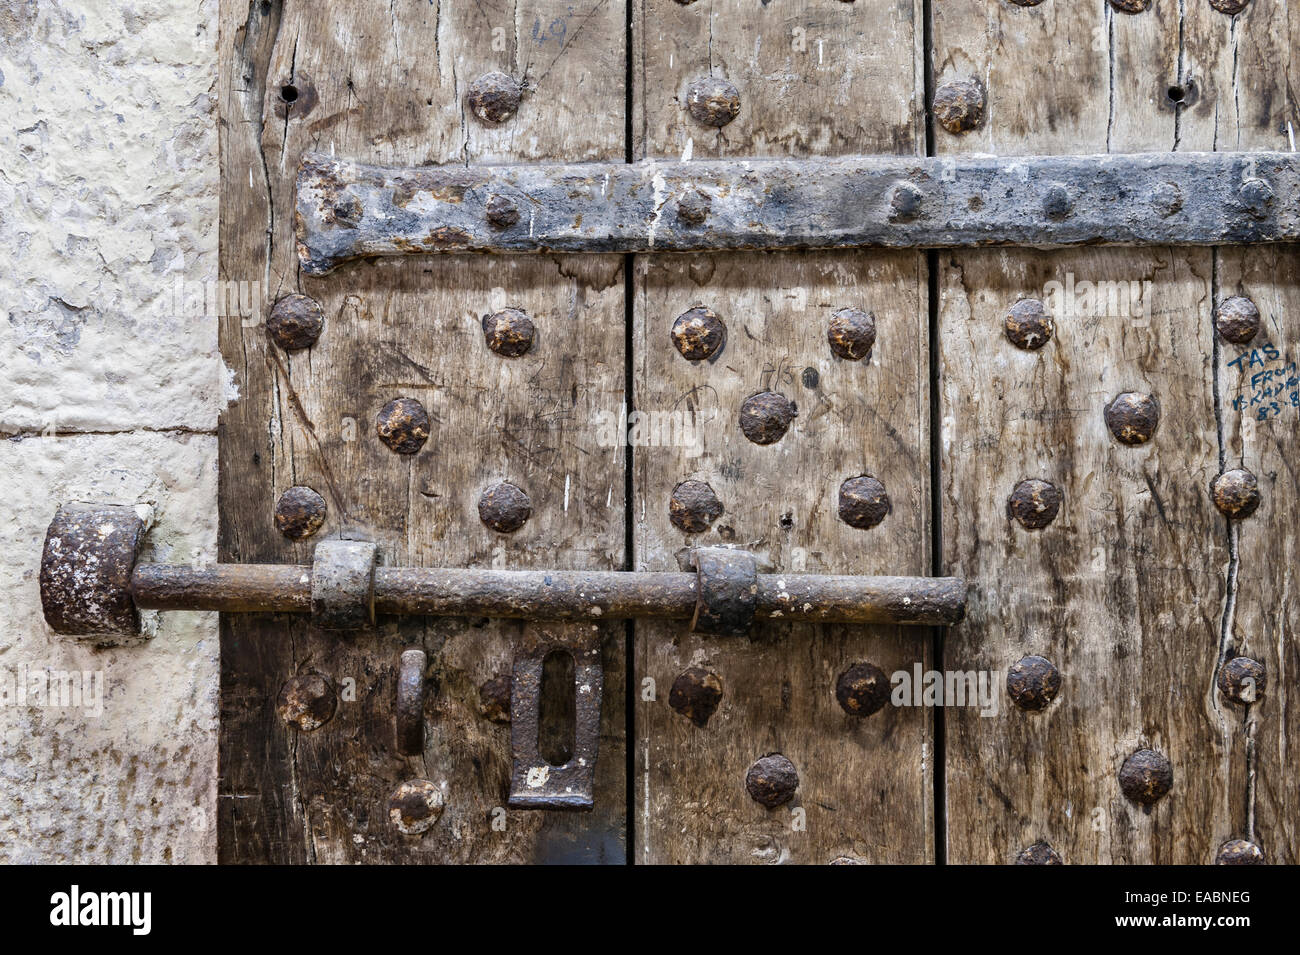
xmin=217 ymin=0 xmax=1296 ymax=864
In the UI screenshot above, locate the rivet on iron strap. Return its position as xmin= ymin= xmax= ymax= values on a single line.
xmin=691 ymin=547 xmax=758 ymax=637
xmin=310 ymin=540 xmax=378 ymax=631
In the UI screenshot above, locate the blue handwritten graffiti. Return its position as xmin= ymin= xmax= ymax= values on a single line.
xmin=1228 ymin=344 xmax=1298 ymax=421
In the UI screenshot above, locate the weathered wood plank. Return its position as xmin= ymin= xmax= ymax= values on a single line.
xmin=935 ymin=0 xmax=1293 ymax=864
xmin=1196 ymin=0 xmax=1300 ymax=866
xmin=633 ymin=0 xmax=931 ymax=864
xmin=218 ymin=0 xmax=627 ymax=863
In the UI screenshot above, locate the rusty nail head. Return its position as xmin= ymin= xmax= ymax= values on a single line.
xmin=1238 ymin=178 xmax=1274 ymax=217
xmin=835 ymin=662 xmax=890 ymax=718
xmin=478 ymin=481 xmax=531 ymax=533
xmin=1006 ymin=655 xmax=1061 ymax=711
xmin=1007 ymin=479 xmax=1063 ymax=529
xmin=933 ymin=79 xmax=985 ymax=134
xmin=274 ymin=485 xmax=327 ymax=540
xmin=485 ymin=193 xmax=521 ymax=228
xmin=745 ymin=754 xmax=799 ymax=808
xmin=1105 ymin=392 xmax=1160 ymax=446
xmin=838 ymin=474 xmax=891 ymax=530
xmin=669 ymin=479 xmax=724 ymax=533
xmin=1210 ymin=468 xmax=1261 ymax=519
xmin=1119 ymin=748 xmax=1173 ymax=807
xmin=1208 ymin=0 xmax=1251 ymax=12
xmin=889 ymin=182 xmax=923 ymax=222
xmin=376 ymin=396 xmax=430 ymax=454
xmin=1151 ymin=182 xmax=1185 ymax=218
xmin=1042 ymin=183 xmax=1073 ymax=219
xmin=479 ymin=673 xmax=513 ymax=724
xmin=1015 ymin=842 xmax=1062 ymax=865
xmin=1005 ymin=298 xmax=1054 ymax=350
xmin=1215 ymin=296 xmax=1261 ymax=345
xmin=739 ymin=391 xmax=796 ymax=445
xmin=827 ymin=307 xmax=877 ymax=361
xmin=388 ymin=778 xmax=445 ymax=835
xmin=482 ymin=307 xmax=536 ymax=357
xmin=267 ymin=293 xmax=324 ymax=351
xmin=1108 ymin=0 xmax=1152 ymax=12
xmin=467 ymin=71 xmax=522 ymax=124
xmin=277 ymin=673 xmax=337 ymax=732
xmin=1217 ymin=655 xmax=1265 ymax=705
xmin=1216 ymin=839 xmax=1264 ymax=864
xmin=671 ymin=306 xmax=726 ymax=361
xmin=668 ymin=667 xmax=724 ymax=727
xmin=677 ymin=189 xmax=712 ymax=225
xmin=685 ymin=76 xmax=741 ymax=128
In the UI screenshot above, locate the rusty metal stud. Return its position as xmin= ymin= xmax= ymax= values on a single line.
xmin=1208 ymin=0 xmax=1251 ymax=13
xmin=1105 ymin=392 xmax=1160 ymax=446
xmin=838 ymin=475 xmax=891 ymax=530
xmin=889 ymin=182 xmax=923 ymax=222
xmin=1042 ymin=183 xmax=1073 ymax=220
xmin=1216 ymin=839 xmax=1264 ymax=864
xmin=1007 ymin=479 xmax=1063 ymax=530
xmin=396 ymin=648 xmax=427 ymax=755
xmin=827 ymin=307 xmax=876 ymax=361
xmin=1004 ymin=298 xmax=1054 ymax=350
xmin=467 ymin=71 xmax=522 ymax=124
xmin=1118 ymin=748 xmax=1173 ymax=807
xmin=1015 ymin=842 xmax=1063 ymax=865
xmin=1006 ymin=655 xmax=1061 ymax=711
xmin=677 ymin=189 xmax=711 ymax=225
xmin=1151 ymin=182 xmax=1185 ymax=218
xmin=479 ymin=672 xmax=513 ymax=724
xmin=276 ymin=672 xmax=336 ymax=732
xmin=671 ymin=306 xmax=726 ymax=361
xmin=1217 ymin=655 xmax=1265 ymax=705
xmin=1109 ymin=0 xmax=1151 ymax=12
xmin=669 ymin=479 xmax=724 ymax=533
xmin=478 ymin=482 xmax=531 ymax=533
xmin=376 ymin=397 xmax=430 ymax=454
xmin=1238 ymin=178 xmax=1275 ymax=217
xmin=266 ymin=293 xmax=324 ymax=351
xmin=1214 ymin=296 xmax=1261 ymax=345
xmin=739 ymin=392 xmax=796 ymax=445
xmin=310 ymin=539 xmax=378 ymax=631
xmin=1210 ymin=468 xmax=1261 ymax=519
xmin=685 ymin=76 xmax=741 ymax=128
xmin=485 ymin=193 xmax=520 ymax=228
xmin=668 ymin=667 xmax=724 ymax=727
xmin=835 ymin=662 xmax=890 ymax=718
xmin=482 ymin=307 xmax=536 ymax=357
xmin=40 ymin=503 xmax=146 ymax=638
xmin=388 ymin=778 xmax=445 ymax=834
xmin=933 ymin=79 xmax=985 ymax=134
xmin=274 ymin=485 xmax=326 ymax=540
xmin=746 ymin=754 xmax=799 ymax=808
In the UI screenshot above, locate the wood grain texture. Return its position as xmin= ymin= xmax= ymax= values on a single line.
xmin=1204 ymin=0 xmax=1300 ymax=867
xmin=218 ymin=0 xmax=627 ymax=863
xmin=632 ymin=0 xmax=931 ymax=864
xmin=935 ymin=0 xmax=1295 ymax=863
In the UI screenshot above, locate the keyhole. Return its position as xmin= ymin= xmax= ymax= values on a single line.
xmin=538 ymin=650 xmax=576 ymax=766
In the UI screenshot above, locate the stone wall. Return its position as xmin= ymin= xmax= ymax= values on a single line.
xmin=0 ymin=0 xmax=219 ymax=863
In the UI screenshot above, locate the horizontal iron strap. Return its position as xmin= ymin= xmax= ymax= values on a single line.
xmin=295 ymin=151 xmax=1300 ymax=274
xmin=129 ymin=564 xmax=965 ymax=626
